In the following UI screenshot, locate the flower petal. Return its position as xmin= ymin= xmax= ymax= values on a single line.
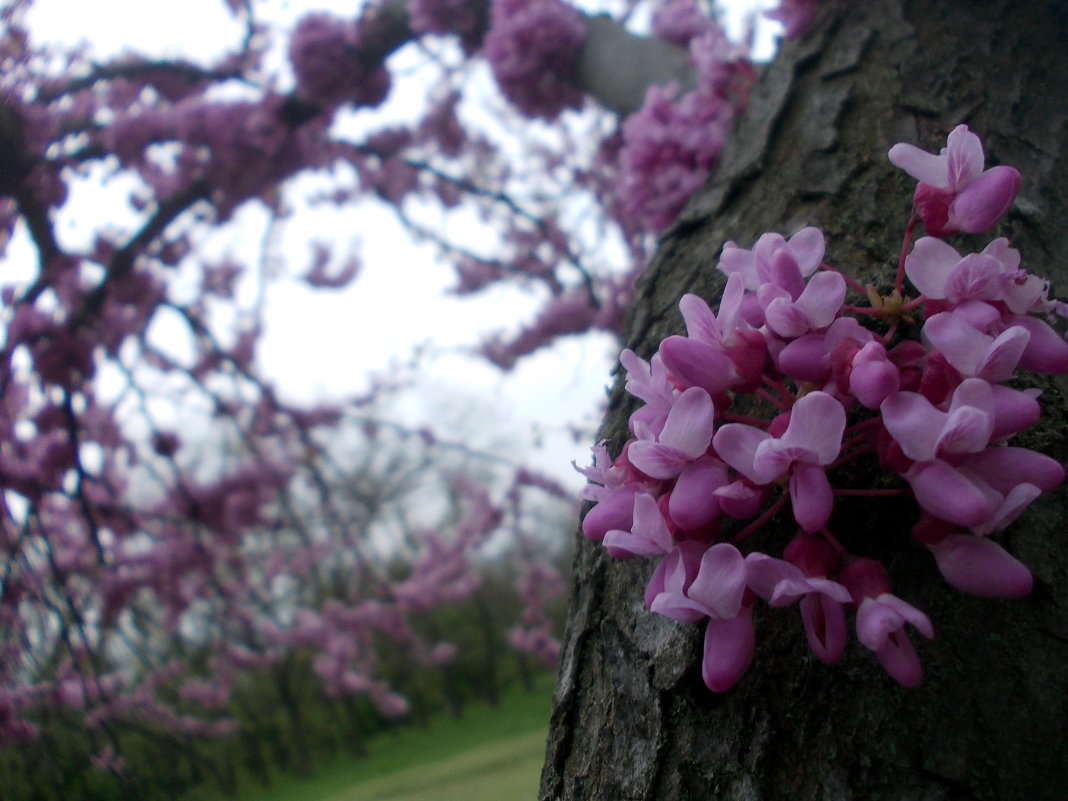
xmin=876 ymin=594 xmax=934 ymax=640
xmin=712 ymin=424 xmax=771 ymax=484
xmin=800 ymin=592 xmax=847 ymax=664
xmin=965 ymin=446 xmax=1064 ymax=493
xmin=743 ymin=552 xmax=802 ymax=601
xmin=789 ymin=461 xmax=834 ymax=533
xmin=795 ymin=271 xmax=846 ymax=330
xmin=780 ymin=391 xmax=846 ymax=464
xmin=977 ymin=325 xmax=1029 ymax=382
xmin=945 ymin=124 xmax=985 ymax=190
xmin=764 ymin=296 xmax=812 ymax=339
xmin=930 ymin=534 xmax=1033 ymax=598
xmin=686 ymin=543 xmax=747 ymax=619
xmin=948 ymin=165 xmax=1020 ymax=232
xmin=582 ymin=487 xmax=636 ymax=541
xmin=881 ymin=391 xmax=946 ymax=463
xmin=627 ymin=441 xmax=692 ymax=480
xmin=904 ymin=236 xmax=961 ymax=298
xmin=702 ymin=607 xmax=755 ymax=692
xmin=876 ymin=629 xmax=924 ymax=688
xmin=787 ymin=226 xmax=825 ymax=276
xmin=1005 ymin=314 xmax=1068 ymax=374
xmin=923 ymin=311 xmax=991 ymax=376
xmin=658 ymin=386 xmax=716 ymax=458
xmin=678 ymin=294 xmax=722 ymax=344
xmin=888 ymin=143 xmax=949 ymax=187
xmin=669 ymin=457 xmax=728 ymax=530
xmin=906 ymin=460 xmax=996 ymax=528
xmin=659 ymin=336 xmax=735 ymax=395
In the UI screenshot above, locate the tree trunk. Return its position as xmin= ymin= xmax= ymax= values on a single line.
xmin=542 ymin=2 xmax=1068 ymax=800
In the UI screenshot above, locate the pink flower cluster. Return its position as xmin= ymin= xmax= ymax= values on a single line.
xmin=483 ymin=0 xmax=586 ymax=120
xmin=288 ymin=12 xmax=391 ymax=107
xmin=616 ymin=9 xmax=755 ymax=231
xmin=578 ymin=125 xmax=1066 ymax=689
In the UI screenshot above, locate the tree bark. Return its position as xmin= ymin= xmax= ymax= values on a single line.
xmin=542 ymin=2 xmax=1068 ymax=800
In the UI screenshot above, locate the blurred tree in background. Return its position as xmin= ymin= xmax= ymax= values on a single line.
xmin=0 ymin=0 xmax=762 ymax=797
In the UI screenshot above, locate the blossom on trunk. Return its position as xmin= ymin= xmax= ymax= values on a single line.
xmin=713 ymin=391 xmax=845 ymax=532
xmin=841 ymin=559 xmax=933 ymax=687
xmin=889 ymin=124 xmax=1020 ymax=235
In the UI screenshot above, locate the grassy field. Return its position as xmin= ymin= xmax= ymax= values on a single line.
xmin=216 ymin=676 xmax=554 ymax=801
xmin=322 ymin=729 xmax=546 ymax=801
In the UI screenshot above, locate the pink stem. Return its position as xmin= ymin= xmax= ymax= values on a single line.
xmin=844 ymin=417 xmax=882 ymax=436
xmin=829 ymin=446 xmax=871 ymax=470
xmin=821 ymin=262 xmax=867 ymax=295
xmin=901 ymin=296 xmax=925 ymax=313
xmin=819 ymin=527 xmax=849 ymax=558
xmin=882 ymin=321 xmax=899 ymax=345
xmin=730 ymin=492 xmax=788 ymax=544
xmin=756 ymin=386 xmax=790 ymax=413
xmin=895 ymin=210 xmax=919 ymax=294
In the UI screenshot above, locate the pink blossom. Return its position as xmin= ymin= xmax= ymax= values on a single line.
xmin=288 ymin=13 xmax=390 ymax=107
xmin=659 ymin=276 xmax=768 ymax=394
xmin=905 ymin=237 xmax=1020 ymax=305
xmin=483 ymin=0 xmax=586 ymax=120
xmin=713 ymin=391 xmax=845 ymax=532
xmin=652 ymin=0 xmax=716 ymax=46
xmin=888 ymin=124 xmax=1020 ymax=235
xmin=1001 ymin=313 xmax=1068 ymax=375
xmin=579 ymin=476 xmax=642 ymax=543
xmin=616 ymin=83 xmax=731 ymax=231
xmin=718 ymin=227 xmax=825 ymax=292
xmin=668 ymin=455 xmax=730 ymax=530
xmin=840 ymin=559 xmax=933 ymax=688
xmin=603 ymin=492 xmax=673 ymax=558
xmin=778 ymin=316 xmax=874 ymax=383
xmin=647 ymin=542 xmax=756 ymax=690
xmin=843 ymin=340 xmax=900 ymax=408
xmin=574 ymin=441 xmax=630 ymax=503
xmin=619 ymin=349 xmax=675 ymax=435
xmin=646 ymin=542 xmax=746 ymax=622
xmin=758 ymin=269 xmax=846 ymax=339
xmin=481 ymin=288 xmax=623 ymax=370
xmin=855 ymin=594 xmax=933 ymax=687
xmin=628 ymin=386 xmax=715 ymax=480
xmin=744 ymin=549 xmax=851 ymax=663
xmin=926 ymin=533 xmax=1033 ymax=599
xmin=905 ymin=444 xmax=1062 ymax=534
xmin=880 ymin=378 xmax=995 ymax=463
xmin=922 ymin=310 xmax=1030 ymax=382
xmin=702 ymin=602 xmax=755 ymax=692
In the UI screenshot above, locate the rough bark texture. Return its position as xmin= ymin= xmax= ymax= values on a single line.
xmin=542 ymin=2 xmax=1068 ymax=800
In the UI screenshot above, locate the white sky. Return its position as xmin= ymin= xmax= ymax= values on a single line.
xmin=18 ymin=0 xmax=780 ymax=486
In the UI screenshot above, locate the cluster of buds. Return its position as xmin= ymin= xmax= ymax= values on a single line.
xmin=578 ymin=125 xmax=1067 ymax=689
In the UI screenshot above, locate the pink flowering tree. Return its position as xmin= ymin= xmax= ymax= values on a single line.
xmin=549 ymin=2 xmax=1068 ymax=800
xmin=2 ymin=0 xmax=1066 ymax=799
xmin=0 ymin=0 xmax=731 ymax=793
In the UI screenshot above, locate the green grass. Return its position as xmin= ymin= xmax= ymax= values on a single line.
xmin=216 ymin=675 xmax=554 ymax=801
xmin=322 ymin=729 xmax=546 ymax=801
